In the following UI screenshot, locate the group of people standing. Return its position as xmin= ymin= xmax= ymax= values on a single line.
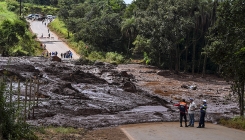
xmin=41 ymin=18 xmax=52 ymax=26
xmin=174 ymin=98 xmax=207 ymax=128
xmin=61 ymin=50 xmax=73 ymax=59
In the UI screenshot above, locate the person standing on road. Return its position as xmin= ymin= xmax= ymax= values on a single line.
xmin=197 ymin=100 xmax=207 ymax=128
xmin=70 ymin=52 xmax=73 ymax=59
xmin=188 ymin=98 xmax=197 ymax=127
xmin=174 ymin=99 xmax=188 ymax=127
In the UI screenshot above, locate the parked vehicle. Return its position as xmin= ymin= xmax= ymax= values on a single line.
xmin=34 ymin=14 xmax=40 ymax=20
xmin=46 ymin=15 xmax=53 ymax=19
xmin=26 ymin=14 xmax=34 ymax=20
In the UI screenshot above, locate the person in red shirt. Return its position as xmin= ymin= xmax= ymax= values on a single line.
xmin=174 ymin=99 xmax=188 ymax=127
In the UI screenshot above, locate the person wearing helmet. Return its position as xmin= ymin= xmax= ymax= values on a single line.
xmin=188 ymin=98 xmax=197 ymax=127
xmin=174 ymin=99 xmax=188 ymax=127
xmin=197 ymin=100 xmax=207 ymax=128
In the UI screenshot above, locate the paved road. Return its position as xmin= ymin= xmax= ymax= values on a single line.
xmin=121 ymin=122 xmax=245 ymax=140
xmin=28 ymin=20 xmax=80 ymax=59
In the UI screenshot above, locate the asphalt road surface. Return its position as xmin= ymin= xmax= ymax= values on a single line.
xmin=28 ymin=20 xmax=80 ymax=59
xmin=121 ymin=122 xmax=245 ymax=140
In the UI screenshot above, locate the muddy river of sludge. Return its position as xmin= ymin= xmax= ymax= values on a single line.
xmin=0 ymin=57 xmax=239 ymax=129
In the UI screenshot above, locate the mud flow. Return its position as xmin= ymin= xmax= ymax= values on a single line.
xmin=0 ymin=57 xmax=238 ymax=129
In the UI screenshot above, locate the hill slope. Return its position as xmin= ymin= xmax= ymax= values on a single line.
xmin=0 ymin=1 xmax=17 ymax=23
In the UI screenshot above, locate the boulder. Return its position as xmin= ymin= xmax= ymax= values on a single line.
xmin=120 ymin=71 xmax=134 ymax=79
xmin=51 ymin=56 xmax=61 ymax=62
xmin=181 ymin=84 xmax=197 ymax=90
xmin=157 ymin=70 xmax=172 ymax=76
xmin=123 ymin=81 xmax=137 ymax=93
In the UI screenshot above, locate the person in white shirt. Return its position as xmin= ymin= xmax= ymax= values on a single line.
xmin=188 ymin=98 xmax=197 ymax=127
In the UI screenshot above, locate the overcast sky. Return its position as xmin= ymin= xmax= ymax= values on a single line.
xmin=124 ymin=0 xmax=133 ymax=4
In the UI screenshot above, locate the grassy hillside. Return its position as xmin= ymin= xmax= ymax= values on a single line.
xmin=0 ymin=1 xmax=17 ymax=23
xmin=49 ymin=18 xmax=70 ymax=38
xmin=0 ymin=1 xmax=42 ymax=56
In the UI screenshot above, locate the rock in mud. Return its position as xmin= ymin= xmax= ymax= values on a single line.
xmin=123 ymin=81 xmax=137 ymax=93
xmin=157 ymin=70 xmax=172 ymax=76
xmin=51 ymin=56 xmax=61 ymax=62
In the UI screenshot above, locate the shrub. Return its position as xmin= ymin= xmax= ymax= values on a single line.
xmin=143 ymin=52 xmax=151 ymax=65
xmin=6 ymin=0 xmax=18 ymax=12
xmin=105 ymin=52 xmax=125 ymax=64
xmin=88 ymin=51 xmax=105 ymax=62
xmin=219 ymin=116 xmax=245 ymax=130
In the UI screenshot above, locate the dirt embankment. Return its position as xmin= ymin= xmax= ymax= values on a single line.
xmin=0 ymin=57 xmax=238 ymax=130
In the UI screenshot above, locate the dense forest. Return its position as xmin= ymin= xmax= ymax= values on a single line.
xmin=11 ymin=0 xmax=234 ymax=74
xmin=2 ymin=0 xmax=241 ymax=74
xmin=2 ymin=0 xmax=244 ymax=72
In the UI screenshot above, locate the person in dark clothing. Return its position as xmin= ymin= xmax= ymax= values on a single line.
xmin=197 ymin=100 xmax=207 ymax=128
xmin=70 ymin=52 xmax=73 ymax=59
xmin=174 ymin=99 xmax=188 ymax=127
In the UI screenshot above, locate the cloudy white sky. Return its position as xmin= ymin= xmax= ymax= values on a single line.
xmin=124 ymin=0 xmax=133 ymax=4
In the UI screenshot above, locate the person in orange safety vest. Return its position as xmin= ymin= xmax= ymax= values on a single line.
xmin=174 ymin=99 xmax=188 ymax=127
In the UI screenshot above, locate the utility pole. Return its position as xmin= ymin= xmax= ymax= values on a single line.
xmin=19 ymin=0 xmax=21 ymax=16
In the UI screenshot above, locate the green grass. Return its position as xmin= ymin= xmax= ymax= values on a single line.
xmin=48 ymin=18 xmax=83 ymax=54
xmin=49 ymin=18 xmax=70 ymax=38
xmin=33 ymin=126 xmax=87 ymax=139
xmin=87 ymin=51 xmax=126 ymax=64
xmin=0 ymin=1 xmax=17 ymax=23
xmin=219 ymin=116 xmax=245 ymax=130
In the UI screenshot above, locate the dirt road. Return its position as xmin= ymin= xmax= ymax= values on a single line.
xmin=121 ymin=122 xmax=245 ymax=140
xmin=28 ymin=20 xmax=80 ymax=59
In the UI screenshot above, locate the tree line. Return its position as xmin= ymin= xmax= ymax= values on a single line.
xmin=22 ymin=0 xmax=218 ymax=74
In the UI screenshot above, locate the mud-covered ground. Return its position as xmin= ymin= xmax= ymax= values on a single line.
xmin=0 ymin=57 xmax=239 ymax=129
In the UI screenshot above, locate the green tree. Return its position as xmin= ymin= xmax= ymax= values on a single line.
xmin=121 ymin=17 xmax=137 ymax=56
xmin=62 ymin=0 xmax=127 ymax=53
xmin=132 ymin=0 xmax=215 ymax=73
xmin=0 ymin=19 xmax=35 ymax=56
xmin=58 ymin=0 xmax=75 ymax=38
xmin=134 ymin=0 xmax=195 ymax=70
xmin=207 ymin=0 xmax=245 ymax=116
xmin=0 ymin=20 xmax=25 ymax=56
